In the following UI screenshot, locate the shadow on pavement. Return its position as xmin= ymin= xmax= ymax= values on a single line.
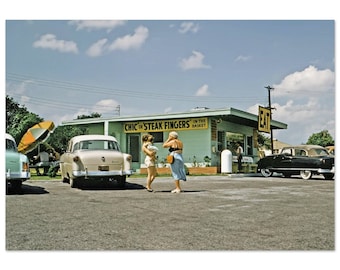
xmin=6 ymin=183 xmax=49 ymax=195
xmin=76 ymin=181 xmax=145 ymax=191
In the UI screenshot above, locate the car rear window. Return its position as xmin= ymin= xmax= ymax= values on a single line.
xmin=74 ymin=140 xmax=120 ymax=151
xmin=309 ymin=148 xmax=329 ymax=156
xmin=6 ymin=139 xmax=17 ymax=151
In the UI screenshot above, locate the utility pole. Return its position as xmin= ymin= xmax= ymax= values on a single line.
xmin=115 ymin=105 xmax=121 ymax=116
xmin=265 ymin=85 xmax=274 ymax=154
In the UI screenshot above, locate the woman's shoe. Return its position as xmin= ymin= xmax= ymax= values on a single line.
xmin=146 ymin=188 xmax=153 ymax=192
xmin=171 ymin=189 xmax=181 ymax=193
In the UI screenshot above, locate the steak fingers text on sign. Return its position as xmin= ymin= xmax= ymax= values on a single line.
xmin=124 ymin=117 xmax=208 ymax=133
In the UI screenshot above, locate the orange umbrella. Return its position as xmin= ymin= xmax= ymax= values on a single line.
xmin=18 ymin=121 xmax=55 ymax=154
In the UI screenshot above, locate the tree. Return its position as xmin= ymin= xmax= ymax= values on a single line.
xmin=257 ymin=132 xmax=271 ymax=149
xmin=47 ymin=125 xmax=87 ymax=154
xmin=76 ymin=112 xmax=101 ymax=119
xmin=306 ymin=130 xmax=334 ymax=147
xmin=6 ymin=95 xmax=43 ymax=143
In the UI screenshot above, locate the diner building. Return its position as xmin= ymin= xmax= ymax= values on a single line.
xmin=61 ymin=107 xmax=287 ymax=173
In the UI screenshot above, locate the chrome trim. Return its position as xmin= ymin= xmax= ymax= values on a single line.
xmin=6 ymin=170 xmax=30 ymax=180
xmin=73 ymin=170 xmax=133 ymax=177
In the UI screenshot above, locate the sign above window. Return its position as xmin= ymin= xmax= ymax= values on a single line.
xmin=124 ymin=117 xmax=208 ymax=133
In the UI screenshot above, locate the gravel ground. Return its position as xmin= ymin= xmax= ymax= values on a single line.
xmin=6 ymin=175 xmax=335 ymax=251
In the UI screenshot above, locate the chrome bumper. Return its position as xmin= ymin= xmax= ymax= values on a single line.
xmin=6 ymin=170 xmax=30 ymax=180
xmin=73 ymin=170 xmax=133 ymax=178
xmin=317 ymin=167 xmax=335 ymax=174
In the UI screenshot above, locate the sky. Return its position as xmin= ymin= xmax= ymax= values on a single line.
xmin=5 ymin=19 xmax=335 ymax=145
xmin=1 ymin=1 xmax=339 ymax=269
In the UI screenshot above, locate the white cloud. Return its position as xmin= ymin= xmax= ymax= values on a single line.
xmin=92 ymin=99 xmax=120 ymax=114
xmin=272 ymin=99 xmax=335 ymax=144
xmin=247 ymin=65 xmax=335 ymax=144
xmin=179 ymin=51 xmax=211 ymax=70
xmin=109 ymin=26 xmax=149 ymax=51
xmin=164 ymin=107 xmax=173 ymax=114
xmin=69 ymin=20 xmax=126 ymax=32
xmin=6 ymin=80 xmax=33 ymax=95
xmin=33 ymin=34 xmax=78 ymax=54
xmin=235 ymin=55 xmax=251 ymax=62
xmin=86 ymin=38 xmax=108 ymax=57
xmin=195 ymin=84 xmax=210 ymax=96
xmin=272 ymin=65 xmax=334 ymax=97
xmin=178 ymin=22 xmax=199 ymax=34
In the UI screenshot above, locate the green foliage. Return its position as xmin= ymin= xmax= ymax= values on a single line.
xmin=47 ymin=125 xmax=87 ymax=153
xmin=6 ymin=95 xmax=43 ymax=143
xmin=257 ymin=132 xmax=271 ymax=149
xmin=76 ymin=112 xmax=101 ymax=119
xmin=306 ymin=130 xmax=334 ymax=147
xmin=6 ymin=95 xmax=87 ymax=153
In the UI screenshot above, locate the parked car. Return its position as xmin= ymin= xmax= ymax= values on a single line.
xmin=6 ymin=133 xmax=30 ymax=190
xmin=60 ymin=134 xmax=133 ymax=188
xmin=257 ymin=145 xmax=335 ymax=180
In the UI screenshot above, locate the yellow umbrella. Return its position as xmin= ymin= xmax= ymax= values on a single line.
xmin=18 ymin=121 xmax=55 ymax=154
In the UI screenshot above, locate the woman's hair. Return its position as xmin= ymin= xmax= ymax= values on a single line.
xmin=169 ymin=131 xmax=178 ymax=138
xmin=142 ymin=134 xmax=149 ymax=142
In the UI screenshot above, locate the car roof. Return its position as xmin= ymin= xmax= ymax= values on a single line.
xmin=70 ymin=134 xmax=118 ymax=143
xmin=283 ymin=145 xmax=326 ymax=150
xmin=5 ymin=133 xmax=15 ymax=142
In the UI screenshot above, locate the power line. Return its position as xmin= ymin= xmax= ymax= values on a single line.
xmin=6 ymin=72 xmax=266 ymax=104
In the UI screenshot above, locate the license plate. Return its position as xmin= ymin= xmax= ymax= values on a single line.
xmin=98 ymin=165 xmax=109 ymax=171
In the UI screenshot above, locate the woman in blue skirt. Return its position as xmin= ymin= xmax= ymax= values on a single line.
xmin=163 ymin=131 xmax=186 ymax=193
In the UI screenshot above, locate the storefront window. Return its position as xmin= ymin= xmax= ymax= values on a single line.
xmin=226 ymin=132 xmax=244 ymax=154
xmin=149 ymin=132 xmax=163 ymax=143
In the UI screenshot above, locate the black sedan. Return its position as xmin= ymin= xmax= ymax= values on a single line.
xmin=257 ymin=145 xmax=334 ymax=180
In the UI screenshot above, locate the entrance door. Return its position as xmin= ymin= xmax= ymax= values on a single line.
xmin=127 ymin=134 xmax=140 ymax=163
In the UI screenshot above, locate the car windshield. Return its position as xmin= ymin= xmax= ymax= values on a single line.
xmin=73 ymin=140 xmax=120 ymax=151
xmin=6 ymin=138 xmax=17 ymax=151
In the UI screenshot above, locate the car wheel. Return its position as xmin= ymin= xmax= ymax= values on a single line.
xmin=323 ymin=173 xmax=334 ymax=180
xmin=117 ymin=176 xmax=126 ymax=188
xmin=260 ymin=168 xmax=273 ymax=177
xmin=10 ymin=180 xmax=22 ymax=191
xmin=300 ymin=170 xmax=312 ymax=180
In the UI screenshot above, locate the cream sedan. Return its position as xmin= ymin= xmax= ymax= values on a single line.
xmin=60 ymin=135 xmax=132 ymax=188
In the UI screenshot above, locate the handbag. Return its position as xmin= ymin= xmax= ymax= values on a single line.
xmin=166 ymin=154 xmax=174 ymax=164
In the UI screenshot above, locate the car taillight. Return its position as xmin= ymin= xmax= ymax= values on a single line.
xmin=126 ymin=155 xmax=132 ymax=162
xmin=73 ymin=156 xmax=80 ymax=162
xmin=22 ymin=162 xmax=29 ymax=172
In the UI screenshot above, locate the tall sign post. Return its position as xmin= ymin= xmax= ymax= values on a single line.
xmin=258 ymin=86 xmax=274 ymax=154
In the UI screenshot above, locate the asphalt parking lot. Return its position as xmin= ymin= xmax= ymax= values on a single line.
xmin=6 ymin=174 xmax=334 ymax=251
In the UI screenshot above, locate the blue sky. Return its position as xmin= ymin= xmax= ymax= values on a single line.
xmin=4 ymin=12 xmax=336 ymax=147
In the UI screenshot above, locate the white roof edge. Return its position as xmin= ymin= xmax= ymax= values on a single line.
xmin=61 ymin=107 xmax=287 ymax=129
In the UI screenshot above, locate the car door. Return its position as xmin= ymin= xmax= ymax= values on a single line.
xmin=289 ymin=148 xmax=311 ymax=169
xmin=273 ymin=148 xmax=293 ymax=169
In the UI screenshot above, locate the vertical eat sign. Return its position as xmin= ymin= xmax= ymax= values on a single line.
xmin=258 ymin=106 xmax=271 ymax=133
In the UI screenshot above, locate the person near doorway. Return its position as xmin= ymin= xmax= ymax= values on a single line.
xmin=163 ymin=131 xmax=186 ymax=193
xmin=236 ymin=142 xmax=243 ymax=173
xmin=142 ymin=134 xmax=158 ymax=192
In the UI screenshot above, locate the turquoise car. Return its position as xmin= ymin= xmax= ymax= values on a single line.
xmin=6 ymin=133 xmax=30 ymax=190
